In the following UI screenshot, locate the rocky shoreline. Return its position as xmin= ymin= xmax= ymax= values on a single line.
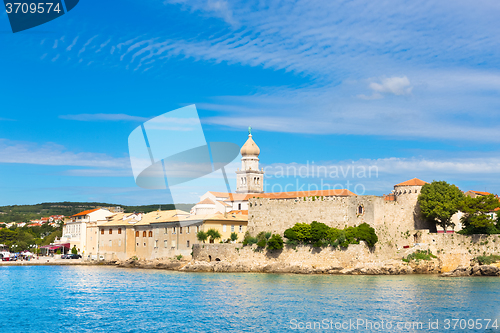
xmin=105 ymin=257 xmax=487 ymax=276
xmin=440 ymin=265 xmax=500 ymax=277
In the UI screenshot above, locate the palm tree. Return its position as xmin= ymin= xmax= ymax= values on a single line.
xmin=206 ymin=229 xmax=221 ymax=243
xmin=196 ymin=231 xmax=208 ymax=243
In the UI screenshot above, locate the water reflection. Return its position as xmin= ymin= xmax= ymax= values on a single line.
xmin=1 ymin=266 xmax=499 ymax=332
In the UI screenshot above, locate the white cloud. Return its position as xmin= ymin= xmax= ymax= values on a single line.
xmin=60 ymin=113 xmax=149 ymax=122
xmin=0 ymin=139 xmax=129 ymax=168
xmin=368 ymin=76 xmax=413 ymax=96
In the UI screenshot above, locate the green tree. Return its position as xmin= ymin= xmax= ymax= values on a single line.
xmin=355 ymin=223 xmax=379 ymax=247
xmin=458 ymin=194 xmax=500 ymax=234
xmin=196 ymin=231 xmax=208 ymax=243
xmin=310 ymin=221 xmax=330 ymax=247
xmin=284 ymin=223 xmax=312 ymax=243
xmin=71 ymin=245 xmax=78 ymax=255
xmin=418 ymin=181 xmax=464 ymax=231
xmin=230 ymin=232 xmax=238 ymax=242
xmin=267 ymin=234 xmax=284 ymax=250
xmin=206 ymin=229 xmax=221 ymax=243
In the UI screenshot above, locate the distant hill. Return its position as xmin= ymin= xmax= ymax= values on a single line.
xmin=0 ymin=202 xmax=195 ymax=223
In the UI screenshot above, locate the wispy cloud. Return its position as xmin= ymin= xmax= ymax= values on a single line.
xmin=27 ymin=1 xmax=500 ymax=142
xmin=60 ymin=113 xmax=149 ymax=122
xmin=0 ymin=139 xmax=129 ymax=168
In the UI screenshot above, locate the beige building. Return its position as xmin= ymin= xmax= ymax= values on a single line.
xmin=98 ymin=210 xmax=248 ymax=260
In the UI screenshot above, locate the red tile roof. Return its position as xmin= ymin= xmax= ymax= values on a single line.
xmin=395 ymin=178 xmax=428 ymax=186
xmin=196 ymin=198 xmax=215 ymax=205
xmin=251 ymin=189 xmax=355 ymax=199
xmin=469 ymin=190 xmax=491 ymax=196
xmin=72 ymin=208 xmax=100 ymax=217
xmin=228 ymin=210 xmax=248 ymax=215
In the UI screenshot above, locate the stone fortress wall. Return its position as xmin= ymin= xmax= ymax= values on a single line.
xmin=247 ymin=186 xmax=431 ymax=237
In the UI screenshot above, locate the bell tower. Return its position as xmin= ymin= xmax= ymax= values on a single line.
xmin=236 ymin=127 xmax=264 ymax=193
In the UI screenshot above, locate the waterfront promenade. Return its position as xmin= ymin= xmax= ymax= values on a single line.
xmin=0 ymin=257 xmax=91 ymax=266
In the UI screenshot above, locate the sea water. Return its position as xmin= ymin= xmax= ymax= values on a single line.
xmin=1 ymin=266 xmax=499 ymax=332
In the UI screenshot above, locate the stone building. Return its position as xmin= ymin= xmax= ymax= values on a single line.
xmin=97 ymin=210 xmax=248 ymax=260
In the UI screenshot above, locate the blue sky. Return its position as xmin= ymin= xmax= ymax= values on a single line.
xmin=1 ymin=0 xmax=500 ymax=206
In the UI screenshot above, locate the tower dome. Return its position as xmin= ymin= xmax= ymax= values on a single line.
xmin=240 ymin=134 xmax=260 ymax=157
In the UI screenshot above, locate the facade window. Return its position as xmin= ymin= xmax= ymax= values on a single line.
xmin=109 ymin=229 xmax=112 ymax=234
xmin=196 ymin=226 xmax=199 ymax=232
xmin=135 ymin=231 xmax=139 ymax=237
xmin=136 ymin=243 xmax=139 ymax=247
xmin=238 ymin=203 xmax=241 ymax=210
xmin=231 ymin=225 xmax=235 ymax=232
xmin=118 ymin=240 xmax=122 ymax=246
xmin=164 ymin=240 xmax=168 ymax=248
xmin=109 ymin=240 xmax=112 ymax=247
xmin=239 ymin=225 xmax=243 ymax=233
xmin=118 ymin=228 xmax=122 ymax=235
xmin=143 ymin=243 xmax=146 ymax=247
xmin=358 ymin=205 xmax=364 ymax=214
xmin=180 ymin=227 xmax=183 ymax=234
xmin=173 ymin=227 xmax=176 ymax=234
xmin=223 ymin=225 xmax=227 ymax=232
xmin=187 ymin=227 xmax=190 ymax=234
xmin=100 ymin=229 xmax=104 ymax=235
xmin=155 ymin=240 xmax=158 ymax=248
xmin=187 ymin=240 xmax=190 ymax=248
xmin=148 ymin=231 xmax=153 ymax=237
xmin=143 ymin=231 xmax=147 ymax=237
xmin=164 ymin=228 xmax=168 ymax=234
xmin=172 ymin=240 xmax=176 ymax=248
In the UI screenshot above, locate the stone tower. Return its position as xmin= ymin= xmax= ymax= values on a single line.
xmin=236 ymin=129 xmax=264 ymax=193
xmin=393 ymin=178 xmax=428 ymax=204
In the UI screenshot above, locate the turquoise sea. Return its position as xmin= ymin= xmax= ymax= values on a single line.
xmin=1 ymin=266 xmax=499 ymax=332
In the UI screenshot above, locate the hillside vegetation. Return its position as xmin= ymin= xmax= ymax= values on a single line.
xmin=0 ymin=202 xmax=194 ymax=223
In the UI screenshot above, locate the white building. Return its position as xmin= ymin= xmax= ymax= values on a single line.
xmin=59 ymin=208 xmax=115 ymax=254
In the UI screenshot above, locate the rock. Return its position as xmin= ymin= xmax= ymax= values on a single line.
xmin=440 ymin=266 xmax=471 ymax=277
xmin=479 ymin=265 xmax=500 ymax=276
xmin=181 ymin=261 xmax=214 ymax=272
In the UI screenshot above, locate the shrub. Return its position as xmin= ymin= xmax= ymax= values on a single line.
xmin=230 ymin=232 xmax=238 ymax=242
xmin=284 ymin=228 xmax=298 ymax=241
xmin=310 ymin=221 xmax=330 ymax=243
xmin=242 ymin=231 xmax=258 ymax=246
xmin=267 ymin=234 xmax=284 ymax=250
xmin=402 ymin=250 xmax=437 ymax=263
xmin=476 ymin=254 xmax=500 ymax=265
xmin=256 ymin=239 xmax=267 ymax=248
xmin=355 ymin=223 xmax=378 ymax=247
xmin=176 ymin=254 xmax=183 ymax=261
xmin=264 ymin=232 xmax=272 ymax=240
xmin=285 ymin=239 xmax=298 ymax=248
xmin=283 ymin=222 xmax=379 ymax=249
xmin=288 ymin=223 xmax=312 ymax=243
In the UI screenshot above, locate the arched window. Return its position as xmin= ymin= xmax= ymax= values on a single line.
xmin=358 ymin=205 xmax=364 ymax=214
xmin=109 ymin=229 xmax=112 ymax=234
xmin=142 ymin=231 xmax=147 ymax=237
xmin=148 ymin=231 xmax=153 ymax=237
xmin=135 ymin=231 xmax=139 ymax=237
xmin=118 ymin=228 xmax=122 ymax=235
